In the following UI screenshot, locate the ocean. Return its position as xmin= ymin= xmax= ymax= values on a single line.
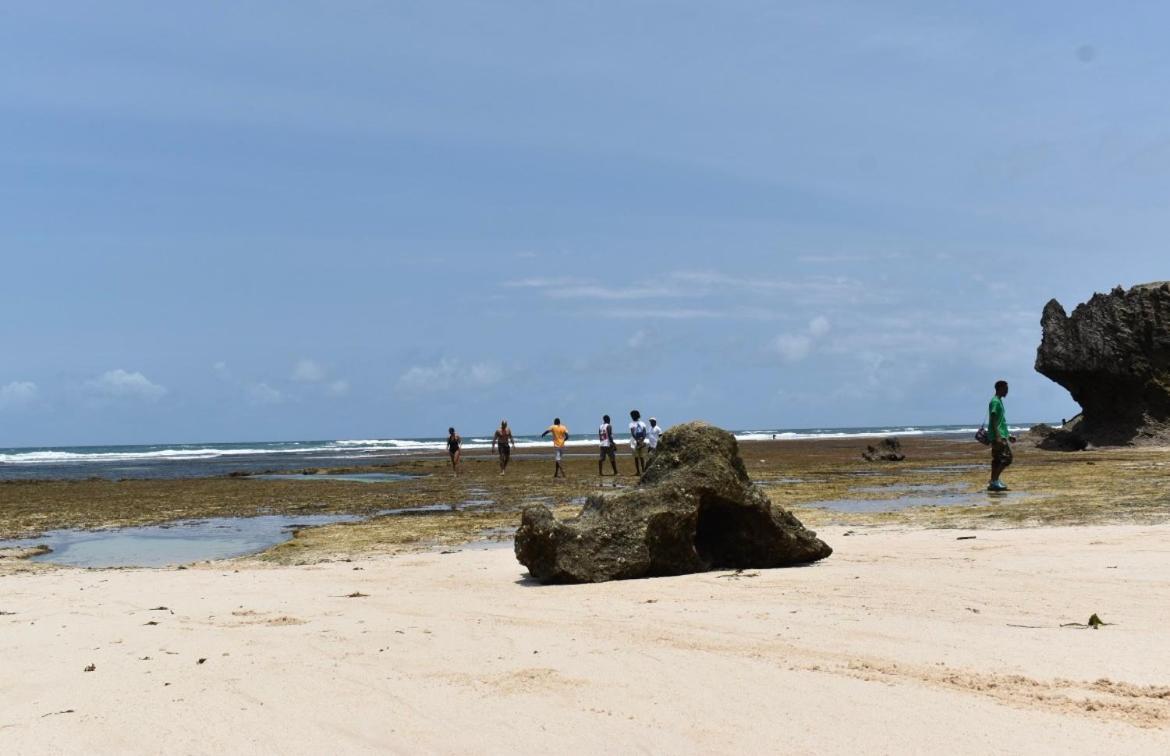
xmin=0 ymin=424 xmax=1032 ymax=481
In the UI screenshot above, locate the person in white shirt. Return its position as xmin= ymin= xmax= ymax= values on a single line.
xmin=647 ymin=417 xmax=663 ymax=455
xmin=598 ymin=414 xmax=619 ymax=477
xmin=629 ymin=409 xmax=649 ymax=476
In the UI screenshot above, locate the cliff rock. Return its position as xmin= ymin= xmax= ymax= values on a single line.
xmin=1035 ymin=282 xmax=1170 ymax=445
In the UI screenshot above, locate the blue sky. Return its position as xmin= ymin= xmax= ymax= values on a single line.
xmin=2 ymin=2 xmax=1167 ymax=445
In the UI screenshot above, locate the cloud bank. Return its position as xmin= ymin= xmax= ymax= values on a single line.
xmin=85 ymin=370 xmax=167 ymax=401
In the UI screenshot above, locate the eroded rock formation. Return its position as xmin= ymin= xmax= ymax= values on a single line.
xmin=513 ymin=421 xmax=832 ymax=584
xmin=1035 ymin=282 xmax=1170 ymax=445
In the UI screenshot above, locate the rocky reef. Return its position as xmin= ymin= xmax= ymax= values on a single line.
xmin=1035 ymin=282 xmax=1170 ymax=445
xmin=513 ymin=421 xmax=832 ymax=584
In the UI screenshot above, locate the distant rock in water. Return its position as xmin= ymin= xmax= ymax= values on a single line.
xmin=861 ymin=437 xmax=905 ymax=462
xmin=513 ymin=421 xmax=832 ymax=584
xmin=1035 ymin=282 xmax=1170 ymax=445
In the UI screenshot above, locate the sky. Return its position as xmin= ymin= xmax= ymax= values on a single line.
xmin=2 ymin=1 xmax=1168 ymax=446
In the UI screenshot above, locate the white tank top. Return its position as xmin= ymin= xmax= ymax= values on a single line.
xmin=598 ymin=423 xmax=613 ymax=447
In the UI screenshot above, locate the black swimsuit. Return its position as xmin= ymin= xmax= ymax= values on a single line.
xmin=448 ymin=436 xmax=460 ymax=454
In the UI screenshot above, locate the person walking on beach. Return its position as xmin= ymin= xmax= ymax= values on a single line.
xmin=446 ymin=427 xmax=462 ymax=477
xmin=598 ymin=414 xmax=619 ymax=477
xmin=491 ymin=420 xmax=515 ymax=475
xmin=988 ymin=380 xmax=1017 ymax=491
xmin=629 ymin=410 xmax=649 ymax=476
xmin=647 ymin=417 xmax=663 ymax=458
xmin=541 ymin=418 xmax=570 ymax=479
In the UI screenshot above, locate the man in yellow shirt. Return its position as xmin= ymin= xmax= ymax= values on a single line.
xmin=540 ymin=417 xmax=570 ymax=479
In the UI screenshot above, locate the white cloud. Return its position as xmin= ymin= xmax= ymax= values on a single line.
xmin=627 ymin=329 xmax=648 ymax=348
xmin=503 ymin=276 xmax=587 ymax=289
xmin=212 ymin=361 xmax=230 ymax=378
xmin=808 ymin=316 xmax=832 ymax=338
xmin=249 ymin=382 xmax=286 ymax=405
xmin=505 ymin=270 xmax=872 ymax=311
xmin=0 ymin=381 xmax=38 ymax=409
xmin=326 ymin=379 xmax=350 ymax=397
xmin=773 ymin=316 xmax=832 ymax=363
xmin=796 ymin=254 xmax=874 ymax=264
xmin=774 ymin=334 xmax=813 ymax=362
xmin=468 ymin=363 xmax=502 ymax=385
xmin=599 ymin=308 xmax=726 ymax=320
xmin=292 ymin=358 xmax=327 ymax=383
xmin=396 ymin=358 xmax=503 ymax=393
xmin=548 ymin=284 xmax=679 ymax=301
xmin=86 ymin=369 xmax=167 ymax=401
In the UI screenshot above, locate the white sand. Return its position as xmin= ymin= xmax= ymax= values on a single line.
xmin=2 ymin=524 xmax=1169 ymax=754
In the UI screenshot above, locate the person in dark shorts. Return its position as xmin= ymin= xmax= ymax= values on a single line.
xmin=598 ymin=414 xmax=619 ymax=477
xmin=492 ymin=420 xmax=515 ymax=475
xmin=446 ymin=427 xmax=462 ymax=477
xmin=629 ymin=410 xmax=649 ymax=476
xmin=988 ymin=380 xmax=1017 ymax=491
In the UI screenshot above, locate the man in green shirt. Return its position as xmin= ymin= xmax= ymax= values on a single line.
xmin=988 ymin=380 xmax=1017 ymax=491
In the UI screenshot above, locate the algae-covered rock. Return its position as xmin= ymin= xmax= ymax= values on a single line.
xmin=513 ymin=421 xmax=832 ymax=583
xmin=861 ymin=437 xmax=905 ymax=462
xmin=1028 ymin=422 xmax=1089 ymax=452
xmin=1035 ymin=282 xmax=1170 ymax=445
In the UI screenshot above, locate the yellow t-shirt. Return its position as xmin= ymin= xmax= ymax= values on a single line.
xmin=547 ymin=424 xmax=568 ymax=447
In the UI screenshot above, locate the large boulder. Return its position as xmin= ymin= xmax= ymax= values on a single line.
xmin=1035 ymin=282 xmax=1170 ymax=445
xmin=514 ymin=421 xmax=832 ymax=584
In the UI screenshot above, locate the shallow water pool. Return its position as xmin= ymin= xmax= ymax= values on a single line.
xmin=851 ymin=483 xmax=968 ymax=495
xmin=0 ymin=513 xmax=362 ymax=568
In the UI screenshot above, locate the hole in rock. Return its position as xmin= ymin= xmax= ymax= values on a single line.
xmin=693 ymin=494 xmax=775 ymax=569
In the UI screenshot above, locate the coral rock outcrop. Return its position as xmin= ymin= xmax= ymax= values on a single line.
xmin=514 ymin=421 xmax=832 ymax=583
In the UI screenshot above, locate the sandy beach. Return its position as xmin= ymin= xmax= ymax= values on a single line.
xmin=3 ymin=521 xmax=1169 ymax=754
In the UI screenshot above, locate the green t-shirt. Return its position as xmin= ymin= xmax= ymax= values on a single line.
xmin=988 ymin=396 xmax=1009 ymax=441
